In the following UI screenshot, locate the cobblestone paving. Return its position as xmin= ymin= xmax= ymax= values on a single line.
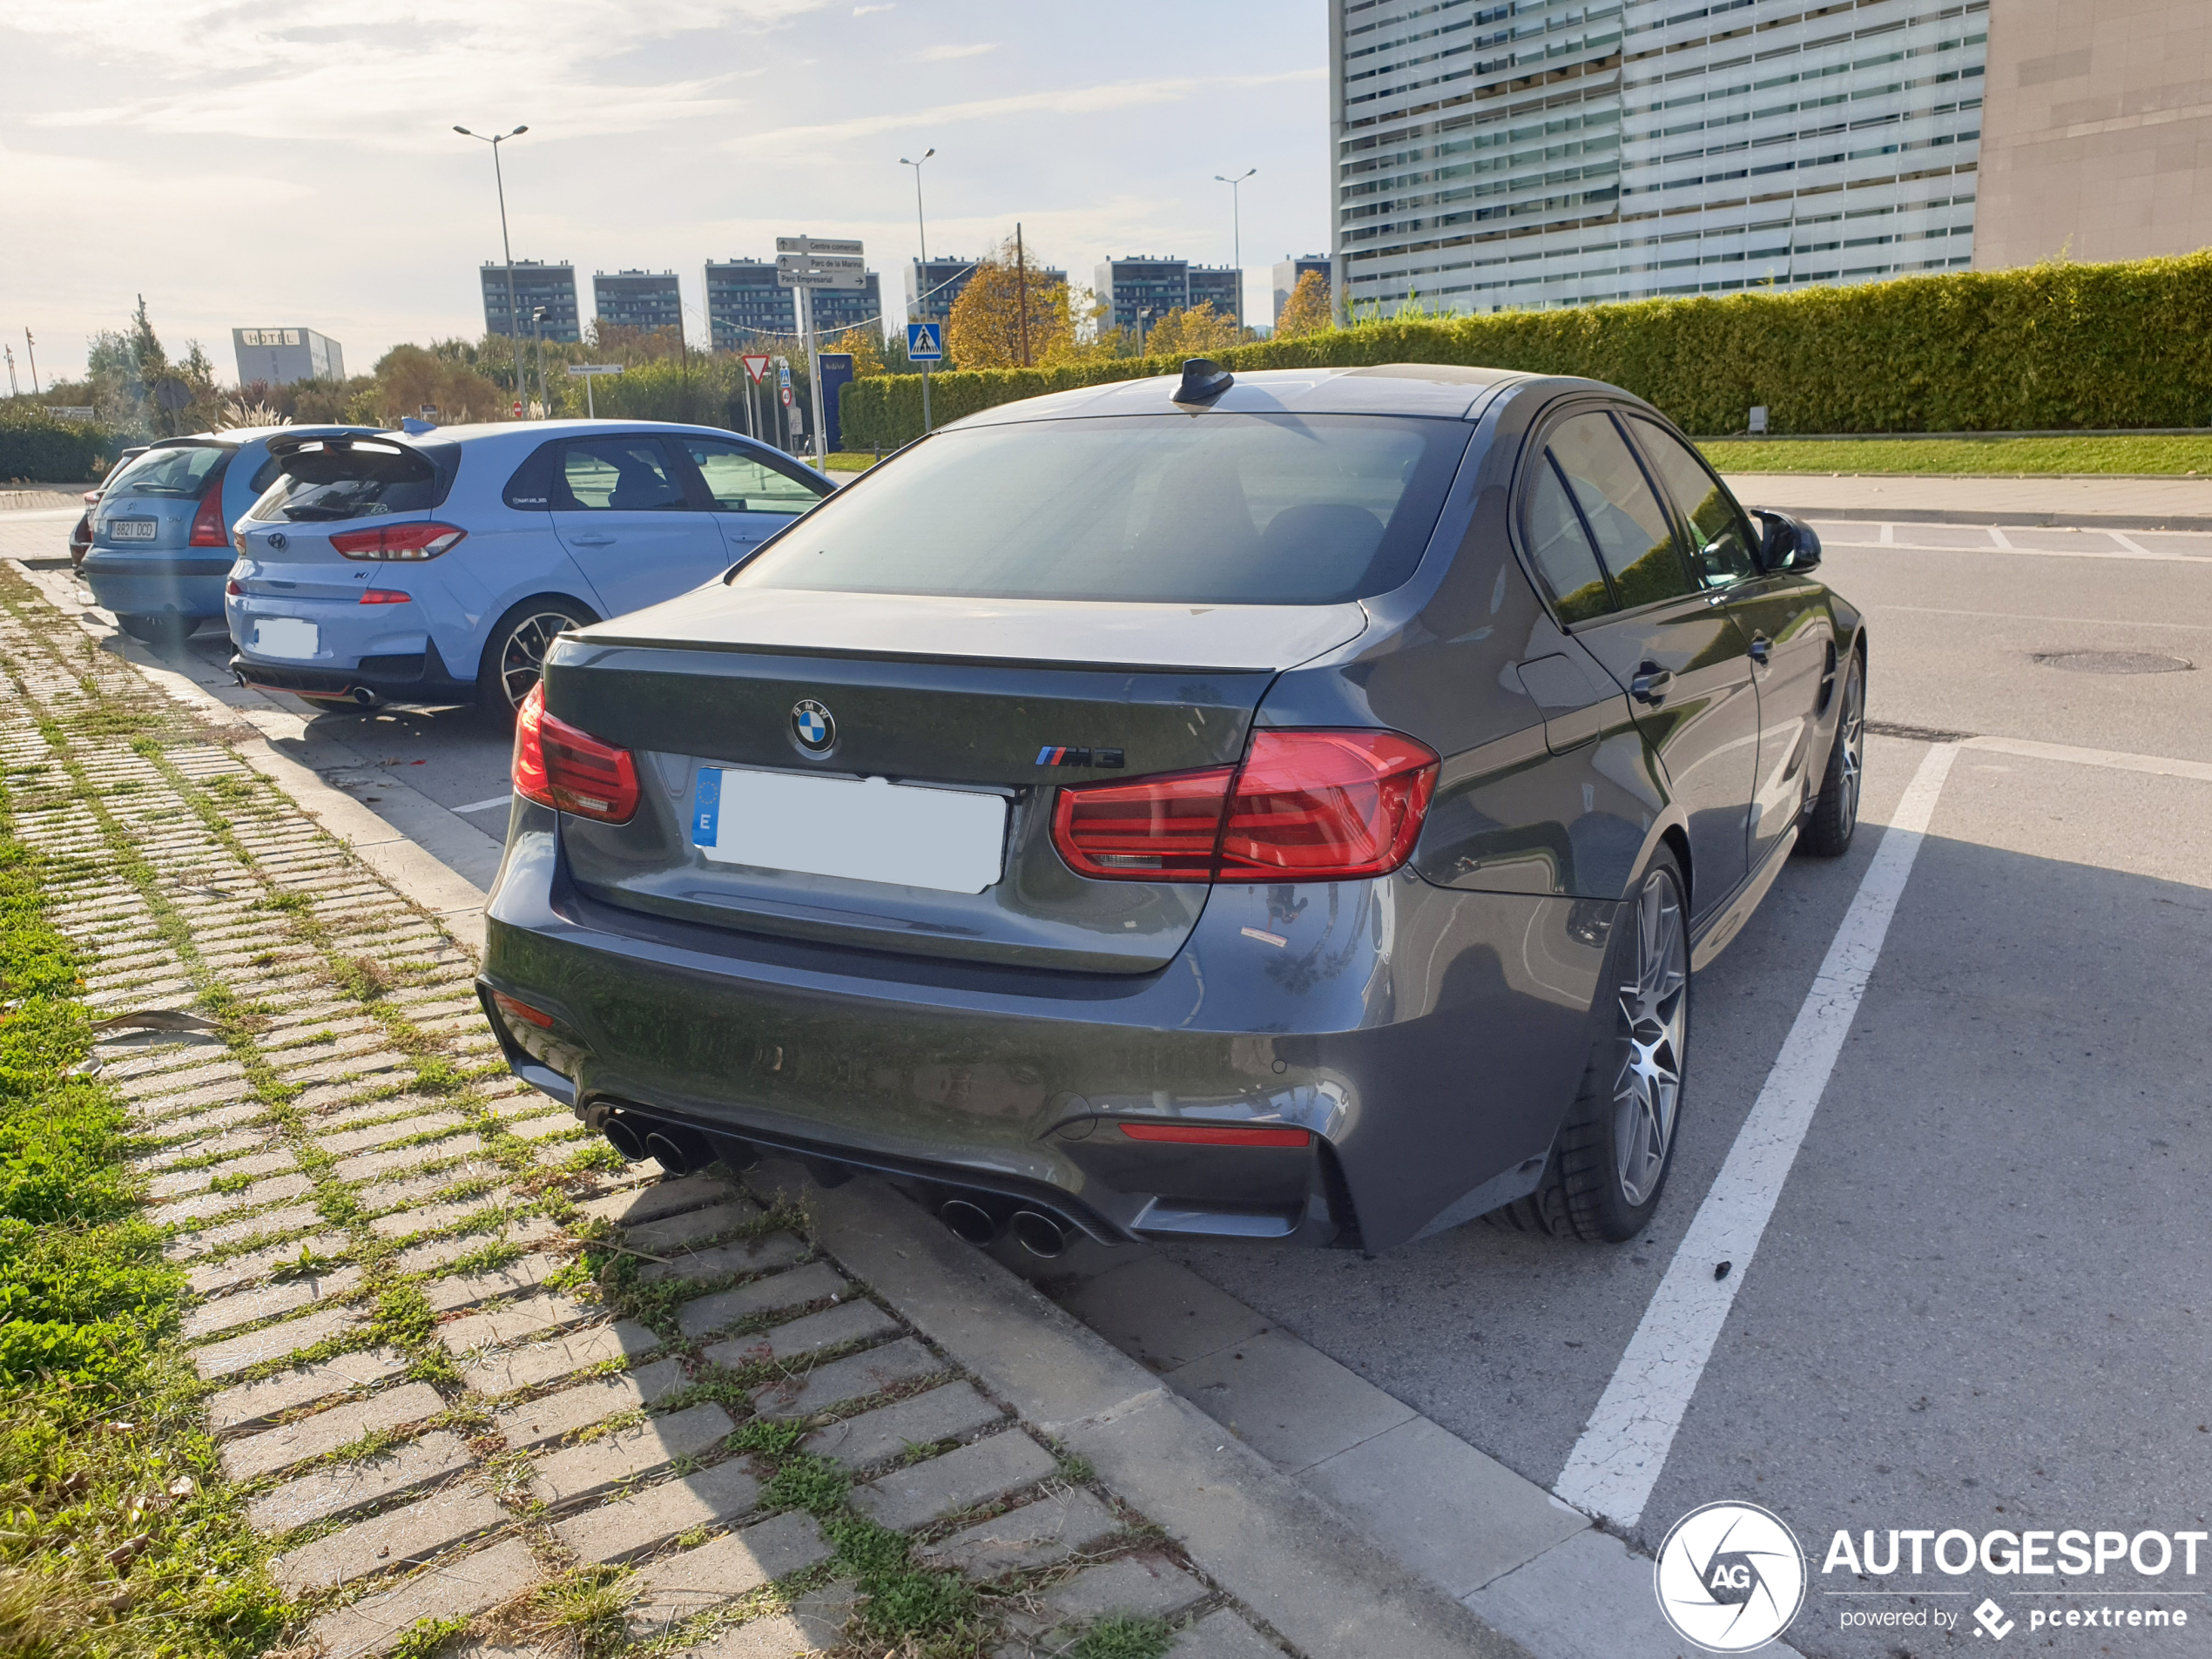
xmin=0 ymin=569 xmax=1290 ymax=1659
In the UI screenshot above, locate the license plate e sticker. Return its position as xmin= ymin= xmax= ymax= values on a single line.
xmin=694 ymin=766 xmax=1006 ymax=894
xmin=253 ymin=617 xmax=320 ymax=658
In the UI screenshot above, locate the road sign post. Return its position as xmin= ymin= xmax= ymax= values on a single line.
xmin=778 ymin=236 xmax=865 ymax=470
xmin=907 ymin=321 xmax=943 ymax=436
xmin=565 ymin=362 xmax=623 ymax=420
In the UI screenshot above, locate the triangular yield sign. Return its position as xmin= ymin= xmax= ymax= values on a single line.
xmin=742 ymin=354 xmax=771 ymax=383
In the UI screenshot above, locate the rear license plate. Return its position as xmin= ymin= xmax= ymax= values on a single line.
xmin=252 ymin=617 xmax=320 ymax=658
xmin=109 ymin=519 xmax=158 ymax=541
xmin=694 ymin=767 xmax=1007 ymax=894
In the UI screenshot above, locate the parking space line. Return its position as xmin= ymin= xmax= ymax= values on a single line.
xmin=1963 ymin=735 xmax=2212 ymax=784
xmin=1551 ymin=743 xmax=1959 ymax=1529
xmin=454 ymin=795 xmax=512 ymax=814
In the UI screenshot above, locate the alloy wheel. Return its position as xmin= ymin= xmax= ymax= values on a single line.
xmin=1836 ymin=664 xmax=1865 ymax=836
xmin=496 ymin=610 xmax=580 ymax=711
xmin=1614 ymin=869 xmax=1687 ymax=1207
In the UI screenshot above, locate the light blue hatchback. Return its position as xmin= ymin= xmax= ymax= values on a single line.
xmin=226 ymin=420 xmax=834 ymax=718
xmin=81 ymin=425 xmax=381 ymax=641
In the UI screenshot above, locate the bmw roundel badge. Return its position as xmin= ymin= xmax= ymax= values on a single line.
xmin=791 ymin=698 xmax=835 ymax=754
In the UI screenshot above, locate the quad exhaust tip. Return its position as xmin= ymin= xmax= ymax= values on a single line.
xmin=937 ymin=1196 xmax=1071 ymax=1258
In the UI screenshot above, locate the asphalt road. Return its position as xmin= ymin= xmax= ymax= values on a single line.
xmin=9 ymin=504 xmax=2209 ymax=1655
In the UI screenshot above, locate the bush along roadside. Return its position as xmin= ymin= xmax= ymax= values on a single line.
xmin=0 ymin=563 xmax=1291 ymax=1659
xmin=840 ymin=247 xmax=2212 ymax=449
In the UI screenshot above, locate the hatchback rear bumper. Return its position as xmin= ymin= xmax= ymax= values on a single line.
xmin=480 ymin=806 xmax=1615 ymax=1251
xmin=80 ymin=551 xmax=230 ymax=620
xmin=229 ymin=639 xmax=471 ymax=706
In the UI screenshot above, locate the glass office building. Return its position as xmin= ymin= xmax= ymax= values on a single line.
xmin=1332 ymin=0 xmax=1989 ymax=315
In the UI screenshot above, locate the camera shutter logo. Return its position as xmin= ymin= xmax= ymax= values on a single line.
xmin=790 ymin=699 xmax=835 ymax=754
xmin=1654 ymin=1501 xmax=1807 ymax=1652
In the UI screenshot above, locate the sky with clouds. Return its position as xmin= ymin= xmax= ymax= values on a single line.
xmin=0 ymin=0 xmax=1329 ymax=386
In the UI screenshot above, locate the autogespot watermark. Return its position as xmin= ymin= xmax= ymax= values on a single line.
xmin=1655 ymin=1508 xmax=2209 ymax=1649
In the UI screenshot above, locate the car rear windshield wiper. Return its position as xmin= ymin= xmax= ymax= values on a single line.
xmin=280 ymin=505 xmax=359 ymax=521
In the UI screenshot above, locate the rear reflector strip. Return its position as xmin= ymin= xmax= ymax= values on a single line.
xmin=1118 ymin=1123 xmax=1312 ymax=1148
xmin=491 ymin=990 xmax=555 ymax=1029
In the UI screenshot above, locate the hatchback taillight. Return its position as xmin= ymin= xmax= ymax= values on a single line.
xmin=188 ymin=470 xmax=230 ymax=547
xmin=330 ymin=522 xmax=467 ymax=561
xmin=1050 ymin=729 xmax=1439 ymax=884
xmin=511 ymin=683 xmax=638 ymax=823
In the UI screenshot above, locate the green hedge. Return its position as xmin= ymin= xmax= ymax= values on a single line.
xmin=0 ymin=412 xmax=133 ymax=483
xmin=840 ymin=252 xmax=2212 ymax=448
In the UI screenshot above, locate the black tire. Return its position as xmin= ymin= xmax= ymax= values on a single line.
xmin=1799 ymin=651 xmax=1864 ymax=859
xmin=1494 ymin=849 xmax=1689 ymax=1244
xmin=477 ymin=597 xmax=597 ymax=725
xmin=117 ymin=612 xmax=187 ymax=647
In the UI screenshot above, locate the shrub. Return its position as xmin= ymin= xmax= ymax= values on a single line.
xmin=840 ymin=250 xmax=2212 ymax=448
xmin=0 ymin=409 xmax=134 ymax=484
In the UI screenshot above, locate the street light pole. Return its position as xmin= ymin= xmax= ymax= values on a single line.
xmin=455 ymin=124 xmax=529 ymax=415
xmin=900 ymin=148 xmax=935 ymax=434
xmin=531 ymin=307 xmax=548 ymax=417
xmin=1213 ymin=168 xmax=1257 ymax=327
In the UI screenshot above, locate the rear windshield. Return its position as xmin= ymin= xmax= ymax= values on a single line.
xmin=105 ymin=444 xmax=228 ymax=499
xmin=730 ymin=413 xmax=1473 ymax=605
xmin=249 ymin=439 xmax=442 ymax=523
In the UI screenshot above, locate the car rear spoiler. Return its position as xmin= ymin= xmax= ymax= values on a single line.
xmin=265 ymin=430 xmax=462 ymax=500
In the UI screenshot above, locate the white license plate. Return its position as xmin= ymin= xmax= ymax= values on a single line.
xmin=109 ymin=519 xmax=158 ymax=541
xmin=693 ymin=767 xmax=1007 ymax=894
xmin=252 ymin=617 xmax=320 ymax=658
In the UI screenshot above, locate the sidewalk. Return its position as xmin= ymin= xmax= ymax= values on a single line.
xmin=0 ymin=559 xmax=1537 ymax=1659
xmin=1720 ymin=469 xmax=2212 ymax=529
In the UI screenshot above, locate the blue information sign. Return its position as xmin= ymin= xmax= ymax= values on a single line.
xmin=907 ymin=321 xmax=943 ymax=361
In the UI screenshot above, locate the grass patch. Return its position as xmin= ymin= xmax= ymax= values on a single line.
xmin=1070 ymin=1614 xmax=1175 ymax=1659
xmin=1700 ymin=433 xmax=2212 ymax=475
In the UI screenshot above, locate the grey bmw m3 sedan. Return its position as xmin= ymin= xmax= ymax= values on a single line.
xmin=478 ymin=361 xmax=1865 ymax=1255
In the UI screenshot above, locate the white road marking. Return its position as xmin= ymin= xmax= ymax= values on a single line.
xmin=1963 ymin=735 xmax=2212 ymax=785
xmin=1552 ymin=742 xmax=1959 ymax=1528
xmin=1864 ymin=602 xmax=2212 ymax=634
xmin=453 ymin=795 xmax=512 ymax=814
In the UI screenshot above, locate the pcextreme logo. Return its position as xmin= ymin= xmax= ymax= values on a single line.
xmin=1655 ymin=1501 xmax=1809 ymax=1651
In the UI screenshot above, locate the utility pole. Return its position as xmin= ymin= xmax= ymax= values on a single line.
xmin=24 ymin=328 xmax=39 ymax=395
xmin=3 ymin=346 xmax=15 ymax=397
xmin=531 ymin=307 xmax=548 ymax=416
xmin=901 ymin=149 xmax=935 ymax=433
xmin=1214 ymin=169 xmax=1256 ymax=327
xmin=455 ymin=125 xmax=529 ymax=412
xmin=1015 ymin=222 xmax=1030 ymax=368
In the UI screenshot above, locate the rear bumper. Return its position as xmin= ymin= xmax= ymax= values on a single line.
xmin=480 ymin=805 xmax=1614 ymax=1251
xmin=80 ymin=550 xmax=230 ymax=620
xmin=229 ymin=637 xmax=471 ymax=705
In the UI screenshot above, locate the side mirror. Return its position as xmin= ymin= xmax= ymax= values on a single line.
xmin=1752 ymin=509 xmax=1821 ymax=572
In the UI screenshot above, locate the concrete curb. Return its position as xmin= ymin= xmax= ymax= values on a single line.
xmin=800 ymin=1171 xmax=1538 ymax=1659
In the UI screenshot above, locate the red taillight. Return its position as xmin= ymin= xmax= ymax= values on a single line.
xmin=188 ymin=471 xmax=230 ymax=547
xmin=359 ymin=589 xmax=412 ymax=604
xmin=1050 ymin=729 xmax=1438 ymax=884
xmin=330 ymin=522 xmax=466 ymax=561
xmin=512 ymin=684 xmax=553 ymax=807
xmin=1119 ymin=1122 xmax=1313 ymax=1147
xmin=225 ymin=578 xmax=243 ymax=597
xmin=1050 ymin=765 xmax=1235 ymax=880
xmin=510 ymin=683 xmax=638 ymax=823
xmin=491 ymin=989 xmax=554 ymax=1029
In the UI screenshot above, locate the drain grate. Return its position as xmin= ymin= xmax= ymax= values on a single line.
xmin=2033 ymin=651 xmax=2194 ymax=675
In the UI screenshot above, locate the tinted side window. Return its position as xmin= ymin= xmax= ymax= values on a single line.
xmin=503 ymin=441 xmax=561 ymax=510
xmin=678 ymin=437 xmax=828 ymax=514
xmin=556 ymin=437 xmax=687 ymax=511
xmin=1630 ymin=418 xmax=1761 ymax=588
xmin=248 ymin=440 xmax=439 ymax=523
xmin=1547 ymin=413 xmax=1695 ymax=610
xmin=1523 ymin=455 xmax=1613 ymax=624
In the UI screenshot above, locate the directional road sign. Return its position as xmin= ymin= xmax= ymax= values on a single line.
xmin=565 ymin=363 xmax=623 ymax=377
xmin=741 ymin=354 xmax=772 ymax=385
xmin=775 ymin=236 xmax=868 ymax=290
xmin=776 ymin=236 xmax=863 ymax=256
xmin=907 ymin=322 xmax=943 ymax=361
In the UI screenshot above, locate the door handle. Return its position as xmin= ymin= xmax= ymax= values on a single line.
xmin=1748 ymin=635 xmax=1772 ymax=664
xmin=569 ymin=533 xmax=616 ymax=546
xmin=1630 ymin=663 xmax=1674 ymax=705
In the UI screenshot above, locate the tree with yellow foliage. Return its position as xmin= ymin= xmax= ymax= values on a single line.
xmin=1274 ymin=269 xmax=1334 ymax=340
xmin=946 ymin=237 xmax=1082 ymax=368
xmin=1139 ymin=302 xmax=1244 ymax=360
xmin=824 ymin=326 xmax=887 ymax=377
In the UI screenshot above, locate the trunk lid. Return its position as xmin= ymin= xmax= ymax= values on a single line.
xmin=544 ymin=589 xmax=1367 ymax=974
xmin=96 ymin=442 xmax=232 ymax=551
